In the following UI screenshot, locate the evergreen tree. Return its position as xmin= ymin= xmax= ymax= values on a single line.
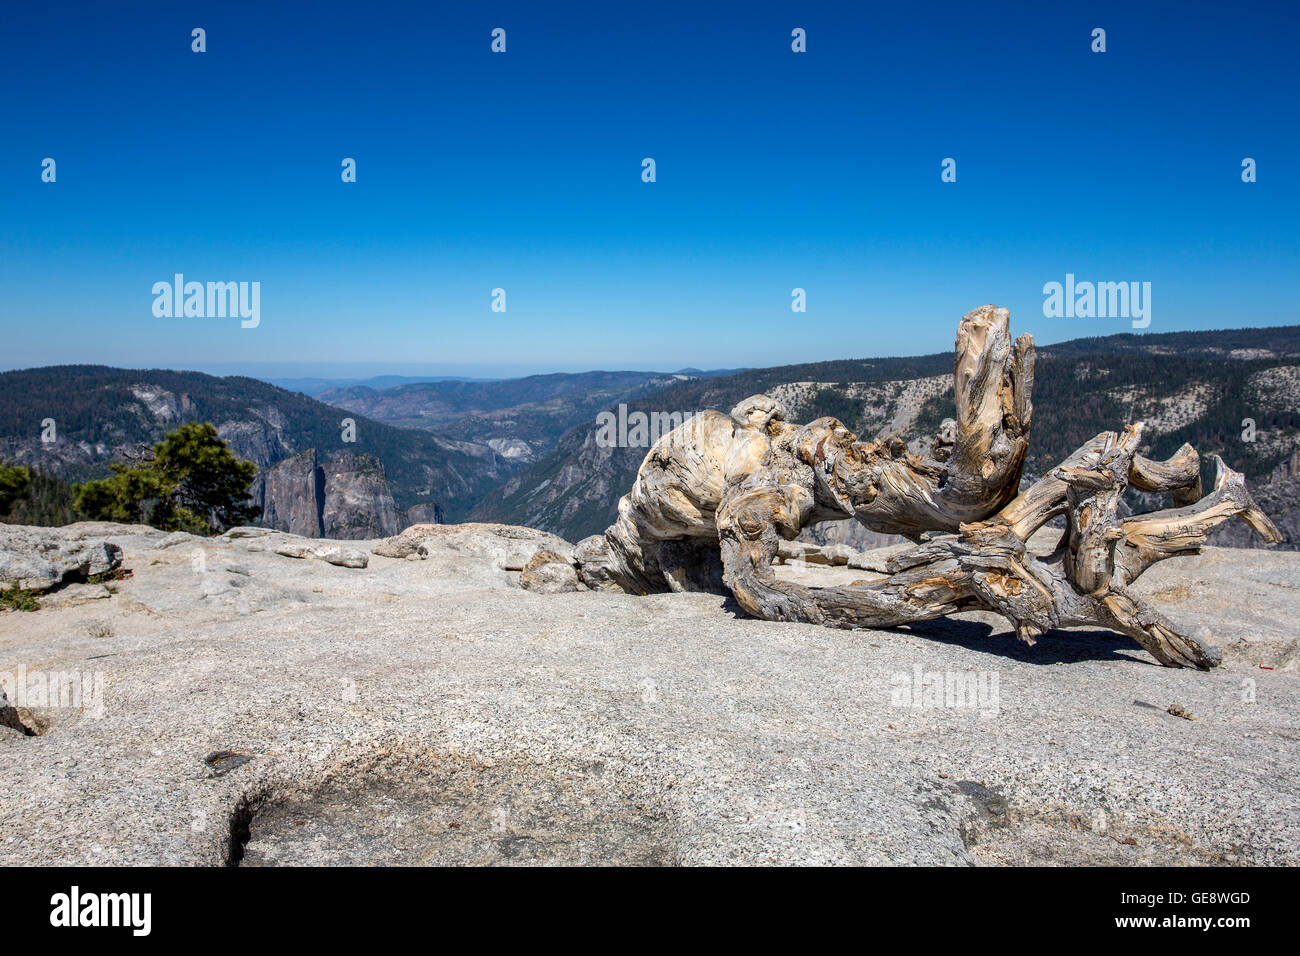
xmin=0 ymin=463 xmax=32 ymax=515
xmin=1 ymin=468 xmax=77 ymax=526
xmin=74 ymin=422 xmax=258 ymax=534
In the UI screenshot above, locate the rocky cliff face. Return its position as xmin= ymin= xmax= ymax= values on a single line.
xmin=320 ymin=453 xmax=401 ymax=539
xmin=216 ymin=416 xmax=293 ymax=472
xmin=253 ymin=450 xmax=325 ymax=537
xmin=470 ymin=429 xmax=630 ymax=540
xmin=255 ymin=449 xmax=402 ymax=540
xmin=402 ymin=502 xmax=442 ymax=525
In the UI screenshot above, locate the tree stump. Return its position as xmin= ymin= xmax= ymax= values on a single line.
xmin=576 ymin=305 xmax=1280 ymax=669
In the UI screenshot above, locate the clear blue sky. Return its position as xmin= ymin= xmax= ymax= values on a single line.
xmin=1 ymin=0 xmax=1296 ymax=377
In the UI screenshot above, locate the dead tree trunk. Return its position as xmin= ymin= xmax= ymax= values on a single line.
xmin=575 ymin=305 xmax=1280 ymax=669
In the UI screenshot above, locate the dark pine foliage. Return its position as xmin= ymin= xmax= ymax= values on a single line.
xmin=0 ymin=467 xmax=77 ymax=526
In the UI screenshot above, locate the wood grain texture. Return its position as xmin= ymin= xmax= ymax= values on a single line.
xmin=578 ymin=305 xmax=1280 ymax=669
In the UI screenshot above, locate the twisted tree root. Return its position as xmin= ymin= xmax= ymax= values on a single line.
xmin=574 ymin=305 xmax=1280 ymax=669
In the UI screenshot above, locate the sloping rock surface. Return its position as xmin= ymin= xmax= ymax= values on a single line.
xmin=1 ymin=521 xmax=1297 ymax=866
xmin=372 ymin=522 xmax=573 ymax=570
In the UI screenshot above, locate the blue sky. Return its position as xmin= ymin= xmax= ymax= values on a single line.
xmin=1 ymin=0 xmax=1297 ymax=377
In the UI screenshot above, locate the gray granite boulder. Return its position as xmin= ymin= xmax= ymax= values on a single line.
xmin=0 ymin=523 xmax=124 ymax=591
xmin=373 ymin=522 xmax=573 ymax=570
xmin=519 ymin=549 xmax=580 ymax=593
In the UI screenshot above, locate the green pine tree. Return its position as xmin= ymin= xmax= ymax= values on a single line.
xmin=73 ymin=422 xmax=258 ymax=534
xmin=0 ymin=463 xmax=32 ymax=515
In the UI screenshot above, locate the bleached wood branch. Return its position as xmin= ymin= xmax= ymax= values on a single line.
xmin=576 ymin=305 xmax=1280 ymax=669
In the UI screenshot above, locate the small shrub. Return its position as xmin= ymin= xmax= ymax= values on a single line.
xmin=0 ymin=584 xmax=41 ymax=612
xmin=88 ymin=568 xmax=132 ymax=585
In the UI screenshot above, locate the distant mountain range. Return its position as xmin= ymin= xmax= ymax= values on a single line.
xmin=312 ymin=369 xmax=741 ymax=462
xmin=266 ymin=368 xmax=744 ymax=401
xmin=267 ymin=374 xmax=495 ymax=396
xmin=0 ymin=365 xmax=736 ymax=536
xmin=467 ymin=325 xmax=1300 ymax=549
xmin=0 ymin=367 xmax=513 ymax=534
xmin=2 ymin=329 xmax=1297 ymax=549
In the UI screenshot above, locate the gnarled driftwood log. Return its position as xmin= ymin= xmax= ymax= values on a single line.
xmin=575 ymin=305 xmax=1280 ymax=669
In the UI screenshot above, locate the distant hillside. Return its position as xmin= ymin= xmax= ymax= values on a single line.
xmin=1036 ymin=324 xmax=1300 ymax=360
xmin=0 ymin=366 xmax=518 ymax=526
xmin=470 ymin=325 xmax=1300 ymax=547
xmin=315 ymin=368 xmax=740 ymax=461
xmin=268 ymin=374 xmax=493 ymax=396
xmin=6 ymin=327 xmax=1299 ymax=547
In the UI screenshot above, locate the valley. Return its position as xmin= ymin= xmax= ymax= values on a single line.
xmin=2 ymin=324 xmax=1298 ymax=550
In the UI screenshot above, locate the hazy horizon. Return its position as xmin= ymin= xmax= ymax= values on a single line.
xmin=4 ymin=315 xmax=1300 ymax=383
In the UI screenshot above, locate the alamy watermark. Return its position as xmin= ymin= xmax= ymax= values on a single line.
xmin=152 ymin=274 xmax=260 ymax=328
xmin=1 ymin=665 xmax=105 ymax=718
xmin=50 ymin=886 xmax=150 ymax=936
xmin=1042 ymin=273 xmax=1151 ymax=328
xmin=890 ymin=664 xmax=1000 ymax=717
xmin=595 ymin=404 xmax=703 ymax=448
